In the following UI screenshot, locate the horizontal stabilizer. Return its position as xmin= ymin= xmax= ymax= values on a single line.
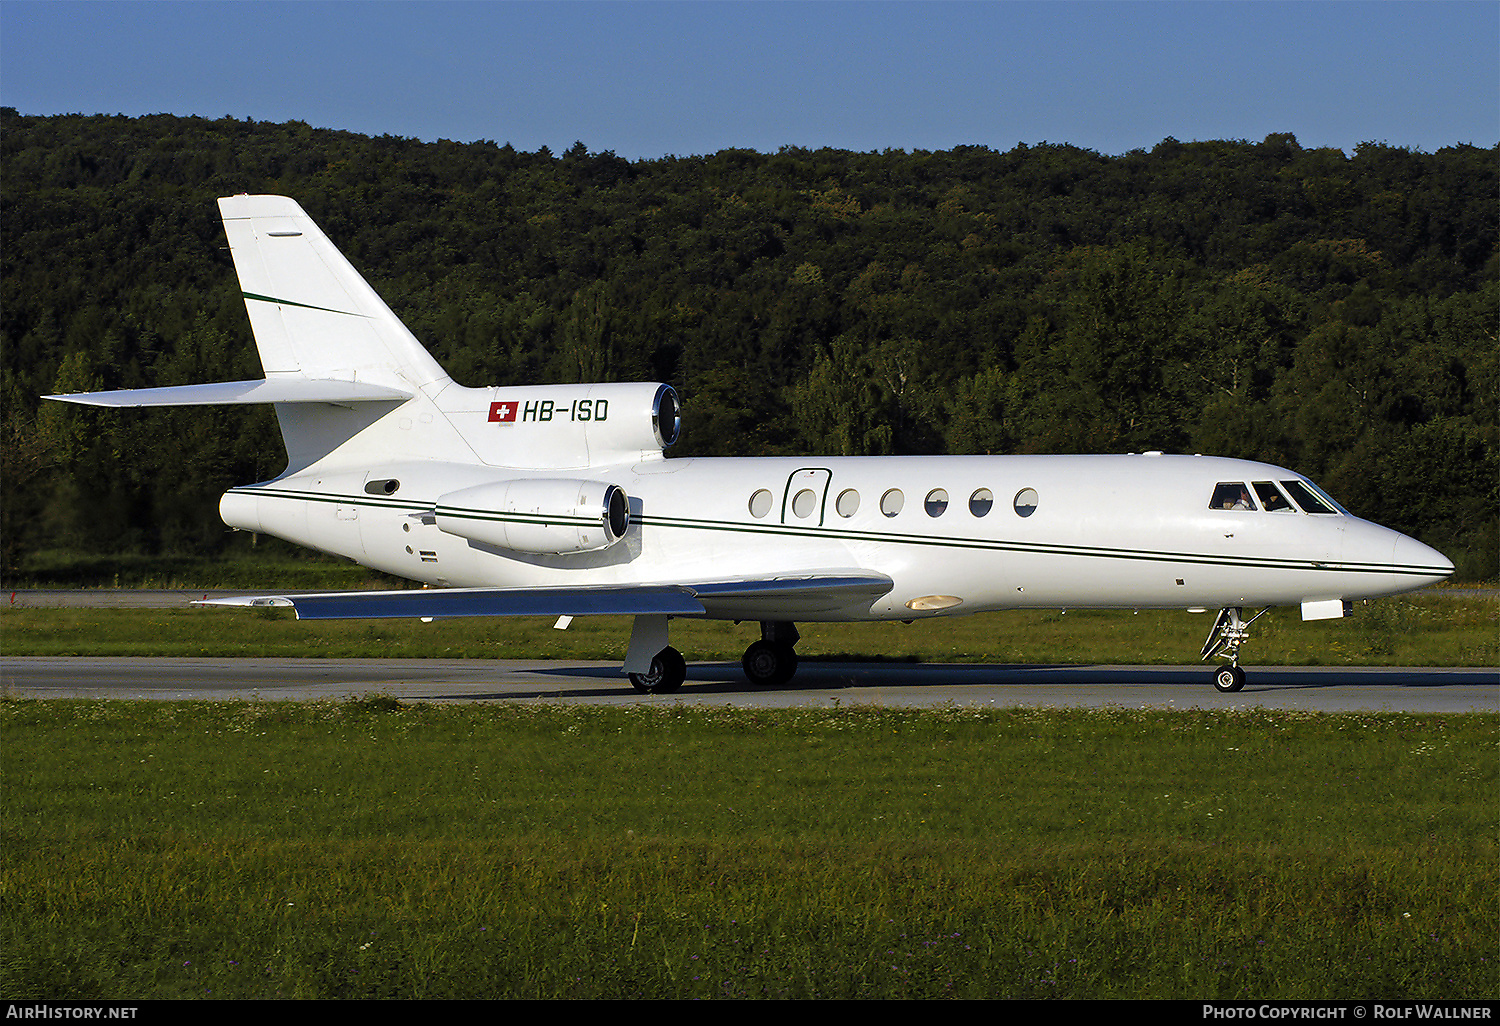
xmin=46 ymin=377 xmax=414 ymax=408
xmin=196 ymin=573 xmax=894 ymax=621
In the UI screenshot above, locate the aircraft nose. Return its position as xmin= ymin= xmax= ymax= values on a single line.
xmin=1393 ymin=532 xmax=1455 ymax=586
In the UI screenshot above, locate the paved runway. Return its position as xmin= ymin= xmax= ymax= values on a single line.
xmin=2 ymin=656 xmax=1494 ymax=712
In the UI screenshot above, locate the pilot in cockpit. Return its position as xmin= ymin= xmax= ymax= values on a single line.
xmin=1211 ymin=482 xmax=1256 ymax=510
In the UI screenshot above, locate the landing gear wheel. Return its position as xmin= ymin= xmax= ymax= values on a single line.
xmin=742 ymin=640 xmax=797 ymax=686
xmin=629 ymin=646 xmax=687 ymax=694
xmin=1214 ymin=664 xmax=1246 ymax=693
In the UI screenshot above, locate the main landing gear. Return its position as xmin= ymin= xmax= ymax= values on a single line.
xmin=742 ymin=621 xmax=800 ymax=687
xmin=626 ymin=620 xmax=803 ymax=694
xmin=1200 ymin=606 xmax=1267 ymax=693
xmin=629 ymin=645 xmax=686 ymax=694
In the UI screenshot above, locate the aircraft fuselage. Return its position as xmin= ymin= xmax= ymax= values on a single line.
xmin=221 ymin=449 xmax=1449 ymax=624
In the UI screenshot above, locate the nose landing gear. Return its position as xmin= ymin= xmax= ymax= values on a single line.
xmin=1201 ymin=607 xmax=1267 ymax=693
xmin=1214 ymin=663 xmax=1247 ymax=693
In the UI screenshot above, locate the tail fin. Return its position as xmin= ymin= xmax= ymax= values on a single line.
xmin=46 ymin=196 xmax=458 ymax=472
xmin=217 ymin=194 xmax=449 ymax=392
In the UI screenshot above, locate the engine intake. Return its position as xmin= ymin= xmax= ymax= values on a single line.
xmin=434 ymin=479 xmax=630 ymax=555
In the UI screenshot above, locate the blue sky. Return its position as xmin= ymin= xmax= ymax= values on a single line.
xmin=2 ymin=1 xmax=1495 ymax=159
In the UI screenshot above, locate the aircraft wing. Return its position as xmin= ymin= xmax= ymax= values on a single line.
xmin=195 ymin=573 xmax=893 ymax=621
xmin=687 ymin=575 xmax=894 ymax=618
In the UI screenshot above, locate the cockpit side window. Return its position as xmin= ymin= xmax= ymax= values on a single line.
xmin=1210 ymin=482 xmax=1257 ymax=510
xmin=1280 ymin=480 xmax=1341 ymax=515
xmin=1253 ymin=481 xmax=1295 ymax=512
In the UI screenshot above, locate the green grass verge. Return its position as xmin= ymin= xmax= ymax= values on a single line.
xmin=2 ymin=701 xmax=1494 ymax=999
xmin=2 ymin=593 xmax=1494 ymax=666
xmin=4 ymin=551 xmax=407 ymax=591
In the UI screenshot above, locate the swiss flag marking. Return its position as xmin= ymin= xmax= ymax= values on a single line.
xmin=489 ymin=401 xmax=518 ymax=423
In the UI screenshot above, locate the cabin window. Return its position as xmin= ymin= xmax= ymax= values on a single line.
xmin=969 ymin=488 xmax=994 ymax=517
xmin=1013 ymin=488 xmax=1038 ymax=517
xmin=925 ymin=489 xmax=949 ymax=517
xmin=1210 ymin=482 xmax=1256 ymax=510
xmin=835 ymin=488 xmax=860 ymax=518
xmin=748 ymin=489 xmax=773 ymax=518
xmin=880 ymin=489 xmax=905 ymax=517
xmin=1253 ymin=481 xmax=1295 ymax=512
xmin=1281 ymin=480 xmax=1341 ymax=515
xmin=792 ymin=488 xmax=818 ymax=519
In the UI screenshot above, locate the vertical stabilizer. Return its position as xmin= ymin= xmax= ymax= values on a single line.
xmin=217 ymin=195 xmax=450 ymax=392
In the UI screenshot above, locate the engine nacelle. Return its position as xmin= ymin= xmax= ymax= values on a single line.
xmin=434 ymin=478 xmax=630 ymax=555
xmin=442 ymin=382 xmax=681 ymax=470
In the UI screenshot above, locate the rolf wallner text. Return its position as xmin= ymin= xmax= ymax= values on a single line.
xmin=1204 ymin=1007 xmax=1492 ymax=1020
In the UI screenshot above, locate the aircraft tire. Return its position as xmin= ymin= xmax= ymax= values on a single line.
xmin=1213 ymin=665 xmax=1246 ymax=693
xmin=629 ymin=646 xmax=686 ymax=693
xmin=742 ymin=640 xmax=797 ymax=686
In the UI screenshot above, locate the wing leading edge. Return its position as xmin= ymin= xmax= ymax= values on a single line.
xmin=195 ymin=573 xmax=894 ymax=621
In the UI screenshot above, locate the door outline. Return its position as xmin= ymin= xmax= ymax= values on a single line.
xmin=781 ymin=468 xmax=833 ymax=527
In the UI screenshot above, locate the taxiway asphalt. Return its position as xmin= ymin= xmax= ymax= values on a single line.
xmin=6 ymin=589 xmax=1493 ymax=711
xmin=2 ymin=656 xmax=1494 ymax=712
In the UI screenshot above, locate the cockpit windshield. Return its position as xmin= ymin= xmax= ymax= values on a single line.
xmin=1280 ymin=479 xmax=1345 ymax=515
xmin=1253 ymin=481 xmax=1295 ymax=512
xmin=1209 ymin=478 xmax=1347 ymax=515
xmin=1210 ymin=482 xmax=1256 ymax=510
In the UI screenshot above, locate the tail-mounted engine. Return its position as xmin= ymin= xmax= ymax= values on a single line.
xmin=447 ymin=382 xmax=681 ymax=470
xmin=434 ymin=478 xmax=630 ymax=555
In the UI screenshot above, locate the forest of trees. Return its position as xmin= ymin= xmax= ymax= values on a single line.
xmin=2 ymin=110 xmax=1495 ymax=579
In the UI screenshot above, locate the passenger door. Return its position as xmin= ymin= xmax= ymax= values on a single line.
xmin=781 ymin=468 xmax=833 ymax=527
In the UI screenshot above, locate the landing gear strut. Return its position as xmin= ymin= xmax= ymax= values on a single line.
xmin=742 ymin=621 xmax=799 ymax=686
xmin=1200 ymin=606 xmax=1266 ymax=693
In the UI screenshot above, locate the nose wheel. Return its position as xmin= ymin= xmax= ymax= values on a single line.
xmin=1214 ymin=664 xmax=1247 ymax=693
xmin=1201 ymin=607 xmax=1265 ymax=693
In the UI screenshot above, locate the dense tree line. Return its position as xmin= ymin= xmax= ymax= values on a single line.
xmin=2 ymin=111 xmax=1495 ymax=578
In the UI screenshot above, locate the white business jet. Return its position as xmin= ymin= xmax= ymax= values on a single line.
xmin=47 ymin=196 xmax=1454 ymax=694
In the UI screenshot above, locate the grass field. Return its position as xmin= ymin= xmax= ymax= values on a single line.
xmin=3 ymin=590 xmax=1494 ymax=999
xmin=2 ymin=700 xmax=1495 ymax=1000
xmin=2 ymin=591 xmax=1494 ymax=667
xmin=0 ymin=588 xmax=1494 ymax=669
xmin=4 ymin=552 xmax=406 ymax=592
